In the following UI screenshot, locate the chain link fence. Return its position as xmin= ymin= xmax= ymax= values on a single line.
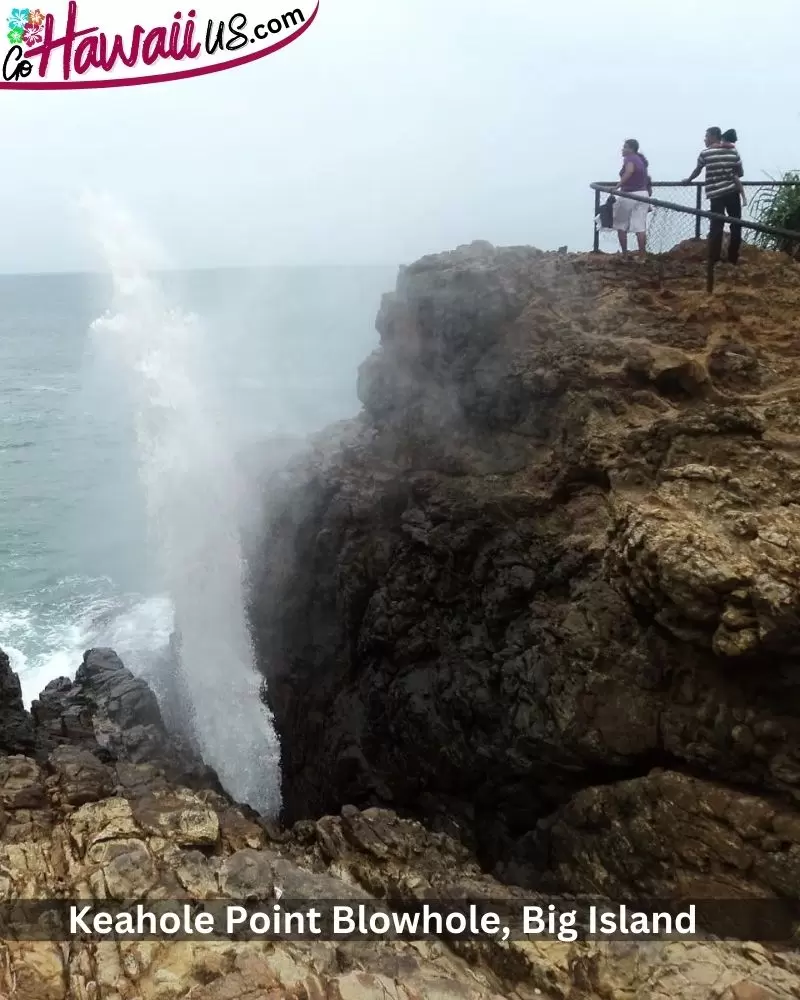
xmin=592 ymin=181 xmax=800 ymax=254
xmin=646 ymin=184 xmax=705 ymax=253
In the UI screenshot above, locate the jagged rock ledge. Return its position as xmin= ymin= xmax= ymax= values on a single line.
xmin=1 ymin=647 xmax=799 ymax=999
xmin=246 ymin=239 xmax=800 ymax=901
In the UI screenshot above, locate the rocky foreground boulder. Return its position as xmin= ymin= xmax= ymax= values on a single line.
xmin=1 ymin=648 xmax=800 ymax=999
xmin=246 ymin=240 xmax=800 ymax=898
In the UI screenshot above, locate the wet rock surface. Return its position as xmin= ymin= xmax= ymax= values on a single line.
xmin=32 ymin=648 xmax=223 ymax=794
xmin=247 ymin=241 xmax=800 ymax=893
xmin=0 ymin=649 xmax=39 ymax=758
xmin=1 ymin=647 xmax=800 ymax=998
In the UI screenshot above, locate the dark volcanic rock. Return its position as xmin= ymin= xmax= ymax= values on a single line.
xmin=0 ymin=649 xmax=38 ymax=757
xmin=248 ymin=241 xmax=800 ymax=891
xmin=508 ymin=769 xmax=800 ymax=899
xmin=47 ymin=745 xmax=114 ymax=807
xmin=31 ymin=648 xmax=224 ymax=795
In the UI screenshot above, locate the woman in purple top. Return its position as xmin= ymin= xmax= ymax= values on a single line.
xmin=613 ymin=139 xmax=652 ymax=256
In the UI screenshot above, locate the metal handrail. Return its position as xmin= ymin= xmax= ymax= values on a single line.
xmin=590 ymin=182 xmax=800 ymax=292
xmin=593 ymin=180 xmax=797 ymax=187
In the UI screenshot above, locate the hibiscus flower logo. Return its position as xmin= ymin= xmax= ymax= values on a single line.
xmin=22 ymin=20 xmax=40 ymax=43
xmin=6 ymin=7 xmax=46 ymax=46
xmin=6 ymin=7 xmax=29 ymax=30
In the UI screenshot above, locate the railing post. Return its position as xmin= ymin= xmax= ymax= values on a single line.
xmin=695 ymin=184 xmax=702 ymax=240
xmin=593 ymin=188 xmax=601 ymax=252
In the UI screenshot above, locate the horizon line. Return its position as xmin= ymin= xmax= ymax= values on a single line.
xmin=0 ymin=263 xmax=405 ymax=279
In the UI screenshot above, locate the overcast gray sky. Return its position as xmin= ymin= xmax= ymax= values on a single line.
xmin=3 ymin=0 xmax=798 ymax=272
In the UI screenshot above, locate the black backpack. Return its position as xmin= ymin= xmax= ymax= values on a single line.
xmin=596 ymin=195 xmax=615 ymax=230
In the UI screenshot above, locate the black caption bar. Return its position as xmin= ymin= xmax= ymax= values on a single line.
xmin=1 ymin=899 xmax=799 ymax=943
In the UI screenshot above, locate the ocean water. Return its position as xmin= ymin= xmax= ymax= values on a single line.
xmin=0 ymin=264 xmax=394 ymax=716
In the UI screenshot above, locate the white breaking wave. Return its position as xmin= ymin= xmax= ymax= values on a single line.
xmin=80 ymin=193 xmax=282 ymax=817
xmin=3 ymin=589 xmax=173 ymax=707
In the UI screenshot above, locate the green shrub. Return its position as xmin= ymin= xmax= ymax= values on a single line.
xmin=749 ymin=172 xmax=800 ymax=255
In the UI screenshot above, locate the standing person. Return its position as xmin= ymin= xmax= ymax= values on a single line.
xmin=721 ymin=129 xmax=747 ymax=206
xmin=613 ymin=139 xmax=652 ymax=257
xmin=682 ymin=126 xmax=744 ymax=265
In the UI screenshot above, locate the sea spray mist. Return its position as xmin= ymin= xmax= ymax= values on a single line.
xmin=80 ymin=193 xmax=281 ymax=816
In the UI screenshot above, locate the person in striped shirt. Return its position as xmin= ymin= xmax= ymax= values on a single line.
xmin=682 ymin=126 xmax=744 ymax=265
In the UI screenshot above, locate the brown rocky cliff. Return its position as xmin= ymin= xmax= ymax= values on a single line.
xmin=1 ymin=648 xmax=800 ymax=999
xmin=248 ymin=240 xmax=800 ymax=896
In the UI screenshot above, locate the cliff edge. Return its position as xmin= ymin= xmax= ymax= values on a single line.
xmin=248 ymin=240 xmax=800 ymax=897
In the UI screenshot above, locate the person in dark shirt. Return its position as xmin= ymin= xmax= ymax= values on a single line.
xmin=683 ymin=126 xmax=744 ymax=265
xmin=721 ymin=129 xmax=747 ymax=206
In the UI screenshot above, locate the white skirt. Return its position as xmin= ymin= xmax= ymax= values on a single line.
xmin=613 ymin=191 xmax=650 ymax=233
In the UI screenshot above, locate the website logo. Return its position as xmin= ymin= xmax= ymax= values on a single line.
xmin=1 ymin=1 xmax=318 ymax=89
